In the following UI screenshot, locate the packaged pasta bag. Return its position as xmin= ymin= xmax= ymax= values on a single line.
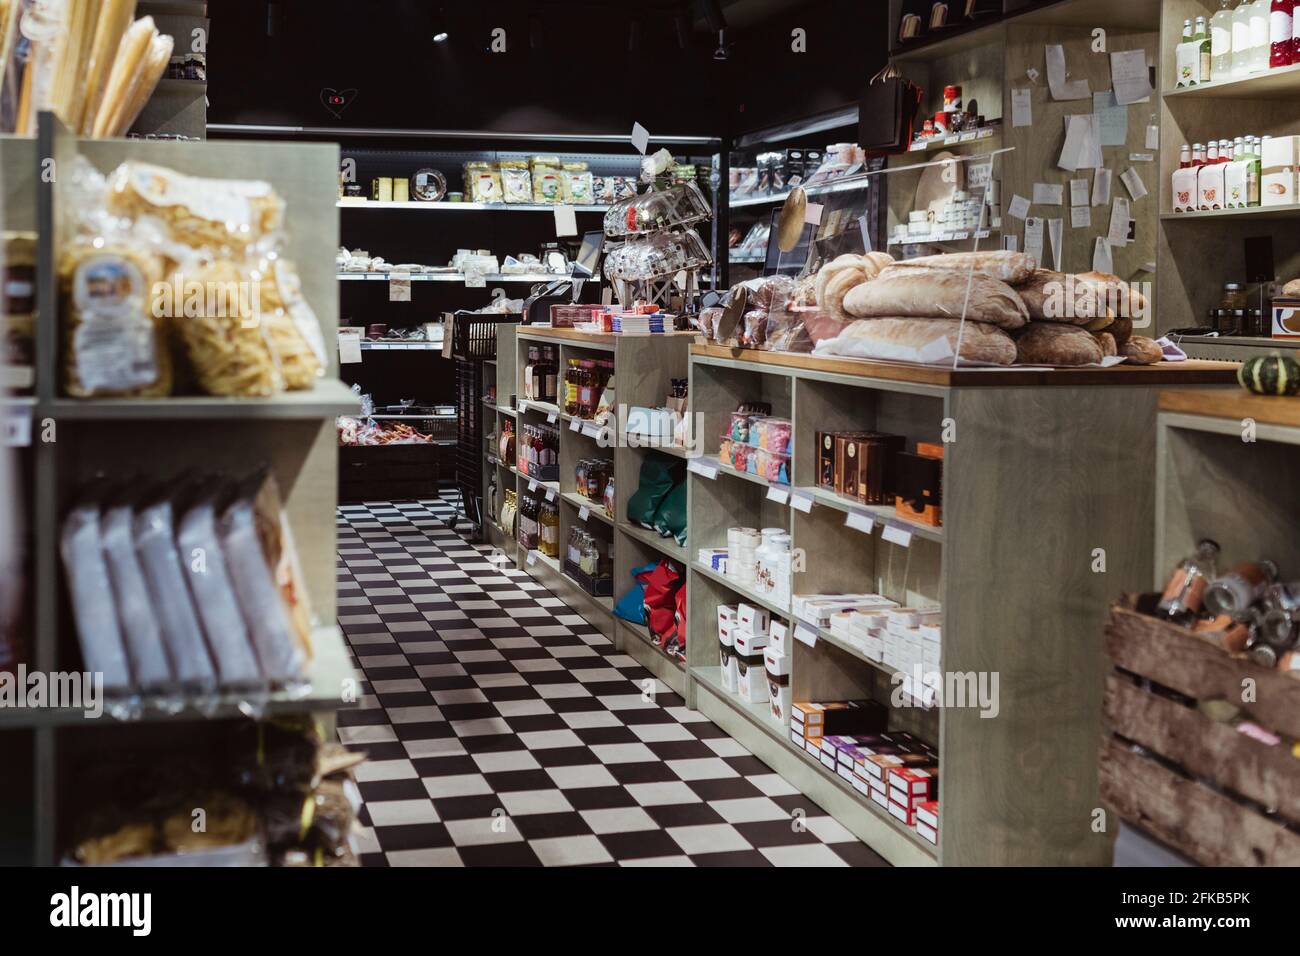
xmin=106 ymin=160 xmax=286 ymax=256
xmin=250 ymin=253 xmax=326 ymax=390
xmin=59 ymin=159 xmax=173 ymax=397
xmin=165 ymin=254 xmax=283 ymax=397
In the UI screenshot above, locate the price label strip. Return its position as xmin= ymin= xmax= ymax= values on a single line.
xmin=881 ymin=522 xmax=913 ymax=548
xmin=794 ymin=622 xmax=819 ymax=648
xmin=844 ymin=509 xmax=874 ymax=535
xmin=688 ymin=460 xmax=718 ymax=480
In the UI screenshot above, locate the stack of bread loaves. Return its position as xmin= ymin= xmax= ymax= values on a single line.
xmin=811 ymin=250 xmax=1162 ymax=367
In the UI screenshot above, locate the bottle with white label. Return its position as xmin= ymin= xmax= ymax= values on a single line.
xmin=1233 ymin=0 xmax=1254 ymax=73
xmin=1250 ymin=0 xmax=1271 ymax=72
xmin=1194 ymin=17 xmax=1213 ymax=80
xmin=1212 ymin=0 xmax=1237 ymax=78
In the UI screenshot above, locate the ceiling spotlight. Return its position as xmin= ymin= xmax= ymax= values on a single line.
xmin=433 ymin=31 xmax=449 ymax=42
xmin=432 ymin=5 xmax=449 ymax=42
xmin=713 ymin=29 xmax=729 ymax=61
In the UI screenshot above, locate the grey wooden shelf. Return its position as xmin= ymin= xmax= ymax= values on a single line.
xmin=684 ymin=341 xmax=1237 ymax=865
xmin=42 ymin=379 xmax=360 ymax=420
xmin=1163 ymin=61 xmax=1300 ymax=100
xmin=0 ymin=114 xmax=359 ymax=867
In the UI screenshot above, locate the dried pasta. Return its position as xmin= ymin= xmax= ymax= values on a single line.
xmin=253 ymin=258 xmax=324 ymax=390
xmin=169 ymin=259 xmax=281 ymax=398
xmin=107 ymin=161 xmax=286 ymax=254
xmin=59 ymin=241 xmax=171 ymax=397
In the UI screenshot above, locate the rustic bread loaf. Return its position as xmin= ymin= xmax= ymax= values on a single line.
xmin=1014 ymin=323 xmax=1104 ymax=366
xmin=1095 ymin=331 xmax=1117 ymax=357
xmin=1121 ymin=335 xmax=1163 ymax=365
xmin=888 ymin=250 xmax=1037 ymax=285
xmin=816 ymin=316 xmax=1016 ymax=365
xmin=842 ymin=265 xmax=1029 ymax=329
xmin=1015 ymin=269 xmax=1110 ymax=325
xmin=1075 ymin=270 xmax=1149 ymax=319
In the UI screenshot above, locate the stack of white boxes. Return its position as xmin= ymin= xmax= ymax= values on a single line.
xmin=765 ymin=620 xmax=791 ymax=726
xmin=717 ymin=603 xmax=771 ymax=705
xmin=793 ymin=593 xmax=897 ymax=630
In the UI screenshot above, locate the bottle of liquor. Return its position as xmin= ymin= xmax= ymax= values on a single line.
xmin=1233 ymin=0 xmax=1255 ymax=73
xmin=1192 ymin=142 xmax=1206 ymax=166
xmin=1157 ymin=539 xmax=1222 ymax=623
xmin=1207 ymin=140 xmax=1220 ymax=164
xmin=1271 ymin=0 xmax=1294 ymax=65
xmin=1179 ymin=144 xmax=1192 ymax=168
xmin=1195 ymin=16 xmax=1213 ymax=80
xmin=1212 ymin=0 xmax=1238 ymax=78
xmin=1250 ymin=0 xmax=1271 ymax=72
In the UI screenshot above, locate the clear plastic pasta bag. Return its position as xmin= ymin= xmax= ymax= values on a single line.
xmin=59 ymin=156 xmax=172 ymax=397
xmin=106 ymin=160 xmax=286 ymax=257
xmin=165 ymin=255 xmax=283 ymax=397
xmin=219 ymin=495 xmax=307 ymax=689
xmin=100 ymin=498 xmax=173 ymax=693
xmin=59 ymin=502 xmax=134 ymax=701
xmin=250 ymin=254 xmax=326 ymax=390
xmin=176 ymin=486 xmax=268 ymax=710
xmin=133 ymin=495 xmax=218 ymax=701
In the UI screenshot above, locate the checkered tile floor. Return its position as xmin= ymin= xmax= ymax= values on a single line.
xmin=336 ymin=497 xmax=886 ymax=867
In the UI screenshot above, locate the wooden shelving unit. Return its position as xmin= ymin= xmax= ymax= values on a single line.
xmin=1157 ymin=1 xmax=1300 ymax=352
xmin=0 ymin=115 xmax=359 ymax=865
xmin=478 ymin=327 xmax=697 ymax=695
xmin=681 ymin=344 xmax=1237 ymax=866
xmin=1097 ymin=389 xmax=1300 ymax=864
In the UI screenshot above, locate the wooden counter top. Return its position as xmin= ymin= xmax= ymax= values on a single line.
xmin=517 ymin=326 xmax=696 ymax=346
xmin=691 ymin=344 xmax=1241 ymax=388
xmin=1160 ymin=388 xmax=1300 ymax=428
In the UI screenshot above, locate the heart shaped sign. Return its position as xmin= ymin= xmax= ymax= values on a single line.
xmin=320 ymin=87 xmax=358 ymax=118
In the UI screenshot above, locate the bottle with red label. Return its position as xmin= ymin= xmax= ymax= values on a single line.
xmin=1270 ymin=0 xmax=1293 ymax=66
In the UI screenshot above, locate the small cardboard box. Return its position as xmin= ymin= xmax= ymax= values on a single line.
xmin=1272 ymin=297 xmax=1300 ymax=339
xmin=1171 ymin=166 xmax=1198 ymax=213
xmin=1198 ymin=163 xmax=1225 ymax=211
xmin=1262 ymin=135 xmax=1298 ymax=207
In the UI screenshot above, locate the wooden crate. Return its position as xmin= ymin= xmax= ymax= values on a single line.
xmin=1100 ymin=596 xmax=1300 ymax=866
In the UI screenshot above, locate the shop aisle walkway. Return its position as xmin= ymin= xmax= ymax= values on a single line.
xmin=336 ymin=499 xmax=886 ymax=867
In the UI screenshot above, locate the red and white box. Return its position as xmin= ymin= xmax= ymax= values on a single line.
xmin=915 ymin=800 xmax=939 ymax=845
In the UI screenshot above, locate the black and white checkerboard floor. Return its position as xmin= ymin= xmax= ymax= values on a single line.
xmin=336 ymin=497 xmax=886 ymax=867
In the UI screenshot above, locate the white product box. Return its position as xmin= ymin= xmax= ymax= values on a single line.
xmin=1224 ymin=160 xmax=1249 ymax=209
xmin=1198 ymin=163 xmax=1225 ymax=211
xmin=737 ymin=602 xmax=770 ymax=636
xmin=916 ymin=802 xmax=940 ymax=830
xmin=763 ymin=646 xmax=791 ymax=677
xmin=735 ymin=655 xmax=768 ymax=703
xmin=767 ymin=677 xmax=792 ymax=726
xmin=915 ymin=820 xmax=939 ymax=845
xmin=768 ymin=619 xmax=790 ymax=656
xmin=1171 ymin=166 xmax=1198 ymax=213
xmin=719 ymin=643 xmax=738 ymax=693
xmin=1262 ymin=135 xmax=1298 ymax=207
xmin=733 ymin=625 xmax=769 ymax=655
xmin=851 ymin=773 xmax=871 ymax=797
xmin=1274 ymin=298 xmax=1300 ymax=338
xmin=790 ymin=728 xmax=805 ymax=747
xmin=1174 ymin=40 xmax=1204 ymax=87
xmin=717 ymin=604 xmax=737 ymax=630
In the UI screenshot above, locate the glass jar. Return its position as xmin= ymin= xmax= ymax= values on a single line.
xmin=1220 ymin=282 xmax=1247 ymax=312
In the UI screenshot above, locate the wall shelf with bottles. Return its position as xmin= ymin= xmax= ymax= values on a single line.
xmin=478 ymin=327 xmax=696 ymax=694
xmin=1157 ymin=0 xmax=1300 ymax=347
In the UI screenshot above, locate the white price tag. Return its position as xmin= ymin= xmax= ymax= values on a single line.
xmin=578 ymin=506 xmax=590 ymax=522
xmin=526 ymin=551 xmax=537 ymax=566
xmin=845 ymin=510 xmax=874 ymax=535
xmin=2 ymin=407 xmax=31 ymax=447
xmin=546 ymin=410 xmax=558 ymax=424
xmin=554 ymin=205 xmax=578 ymax=237
xmin=766 ymin=486 xmax=789 ymax=505
xmin=569 ymin=418 xmax=581 ymax=432
xmin=790 ymin=492 xmax=813 ymax=514
xmin=338 ymin=331 xmax=362 ymax=364
xmin=631 ymin=122 xmax=650 ymax=154
xmin=528 ymin=478 xmax=539 ymax=493
xmin=804 ymin=202 xmax=824 ymax=226
xmin=688 ymin=460 xmax=718 ymax=480
xmin=519 ymin=400 xmax=530 ymax=413
xmin=581 ymin=422 xmax=601 ymax=439
xmin=545 ymin=488 xmax=556 ymax=502
xmin=882 ymin=523 xmax=913 ymax=548
xmin=794 ymin=623 xmax=819 ymax=648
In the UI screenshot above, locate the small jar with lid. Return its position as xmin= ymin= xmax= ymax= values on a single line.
xmin=1219 ymin=282 xmax=1247 ymax=312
